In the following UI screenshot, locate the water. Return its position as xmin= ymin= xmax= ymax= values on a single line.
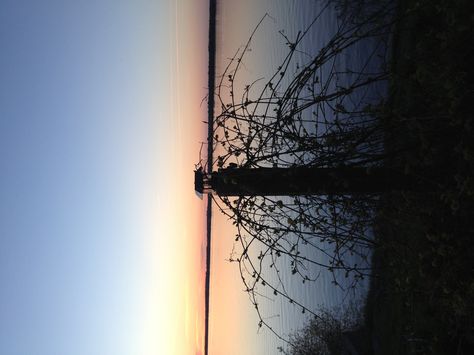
xmin=207 ymin=1 xmax=393 ymax=353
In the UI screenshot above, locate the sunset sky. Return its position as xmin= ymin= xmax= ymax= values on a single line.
xmin=0 ymin=0 xmax=209 ymax=354
xmin=0 ymin=0 xmax=401 ymax=353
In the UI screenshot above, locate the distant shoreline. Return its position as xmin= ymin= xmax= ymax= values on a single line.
xmin=204 ymin=0 xmax=216 ymax=354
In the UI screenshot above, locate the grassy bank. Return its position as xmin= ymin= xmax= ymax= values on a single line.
xmin=367 ymin=0 xmax=474 ymax=353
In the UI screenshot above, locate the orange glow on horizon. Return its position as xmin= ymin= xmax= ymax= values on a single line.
xmin=153 ymin=1 xmax=210 ymax=354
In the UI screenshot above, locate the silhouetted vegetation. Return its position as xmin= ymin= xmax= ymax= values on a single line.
xmin=278 ymin=304 xmax=368 ymax=355
xmin=198 ymin=0 xmax=396 ymax=342
xmin=198 ymin=0 xmax=474 ymax=352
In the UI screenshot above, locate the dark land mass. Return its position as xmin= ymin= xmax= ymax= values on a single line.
xmin=364 ymin=0 xmax=474 ymax=354
xmin=204 ymin=1 xmax=216 ymax=355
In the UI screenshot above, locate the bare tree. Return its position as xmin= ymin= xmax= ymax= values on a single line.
xmin=197 ymin=0 xmax=399 ymax=341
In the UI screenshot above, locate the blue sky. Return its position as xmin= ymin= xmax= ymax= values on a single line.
xmin=0 ymin=1 xmax=210 ymax=354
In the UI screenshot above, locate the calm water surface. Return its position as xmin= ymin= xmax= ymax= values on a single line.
xmin=209 ymin=1 xmax=389 ymax=353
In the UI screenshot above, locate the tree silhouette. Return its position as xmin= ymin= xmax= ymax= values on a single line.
xmin=278 ymin=304 xmax=367 ymax=355
xmin=197 ymin=0 xmax=399 ymax=341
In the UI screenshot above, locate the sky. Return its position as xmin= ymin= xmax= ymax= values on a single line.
xmin=0 ymin=1 xmax=209 ymax=354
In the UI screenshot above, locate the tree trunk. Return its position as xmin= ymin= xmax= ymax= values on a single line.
xmin=198 ymin=166 xmax=423 ymax=196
